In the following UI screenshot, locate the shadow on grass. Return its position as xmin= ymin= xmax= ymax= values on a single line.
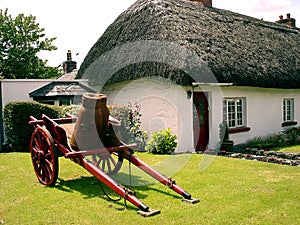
xmin=52 ymin=172 xmax=181 ymax=210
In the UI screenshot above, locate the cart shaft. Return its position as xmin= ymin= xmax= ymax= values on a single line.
xmin=82 ymin=158 xmax=149 ymax=212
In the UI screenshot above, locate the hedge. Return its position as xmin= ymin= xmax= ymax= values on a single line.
xmin=3 ymin=101 xmax=62 ymax=151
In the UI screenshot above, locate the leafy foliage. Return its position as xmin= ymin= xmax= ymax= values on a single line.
xmin=146 ymin=128 xmax=177 ymax=154
xmin=0 ymin=9 xmax=60 ymax=79
xmin=58 ymin=104 xmax=81 ymax=117
xmin=3 ymin=101 xmax=62 ymax=151
xmin=108 ymin=103 xmax=147 ymax=151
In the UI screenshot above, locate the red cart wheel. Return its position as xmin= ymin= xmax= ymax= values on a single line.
xmin=30 ymin=127 xmax=59 ymax=186
xmin=90 ymin=151 xmax=123 ymax=175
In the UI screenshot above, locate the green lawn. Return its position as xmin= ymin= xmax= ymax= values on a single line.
xmin=278 ymin=145 xmax=300 ymax=153
xmin=0 ymin=152 xmax=299 ymax=225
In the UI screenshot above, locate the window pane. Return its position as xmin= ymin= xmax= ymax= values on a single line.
xmin=223 ymin=99 xmax=227 ymax=122
xmin=283 ymin=99 xmax=294 ymax=122
xmin=283 ymin=101 xmax=286 ymax=121
xmin=223 ymin=98 xmax=245 ymax=128
xmin=228 ymin=100 xmax=236 ymax=128
xmin=237 ymin=99 xmax=243 ymax=126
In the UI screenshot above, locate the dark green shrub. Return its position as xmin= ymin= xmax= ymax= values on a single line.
xmin=283 ymin=127 xmax=300 ymax=144
xmin=3 ymin=101 xmax=61 ymax=151
xmin=146 ymin=128 xmax=177 ymax=155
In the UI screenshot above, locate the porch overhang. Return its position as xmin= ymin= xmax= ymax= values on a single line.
xmin=192 ymin=82 xmax=233 ymax=87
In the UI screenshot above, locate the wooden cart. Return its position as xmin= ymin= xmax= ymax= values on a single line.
xmin=29 ymin=108 xmax=198 ymax=216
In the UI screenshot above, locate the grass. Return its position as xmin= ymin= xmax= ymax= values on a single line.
xmin=277 ymin=145 xmax=300 ymax=153
xmin=0 ymin=152 xmax=299 ymax=225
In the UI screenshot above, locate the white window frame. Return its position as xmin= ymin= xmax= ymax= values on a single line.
xmin=283 ymin=98 xmax=295 ymax=122
xmin=223 ymin=98 xmax=246 ymax=129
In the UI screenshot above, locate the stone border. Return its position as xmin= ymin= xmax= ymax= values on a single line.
xmin=218 ymin=149 xmax=300 ymax=167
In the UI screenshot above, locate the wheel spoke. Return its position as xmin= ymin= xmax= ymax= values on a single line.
xmin=44 ymin=163 xmax=53 ymax=180
xmin=42 ymin=139 xmax=49 ymax=154
xmin=45 ymin=158 xmax=54 ymax=167
xmin=107 ymin=158 xmax=112 ymax=172
xmin=33 ymin=136 xmax=42 ymax=151
xmin=109 ymin=155 xmax=117 ymax=167
xmin=32 ymin=146 xmax=39 ymax=154
xmin=97 ymin=158 xmax=102 ymax=167
xmin=102 ymin=159 xmax=106 ymax=171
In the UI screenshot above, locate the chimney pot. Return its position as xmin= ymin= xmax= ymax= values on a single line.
xmin=276 ymin=13 xmax=296 ymax=28
xmin=189 ymin=0 xmax=212 ymax=7
xmin=67 ymin=50 xmax=72 ymax=61
xmin=63 ymin=50 xmax=77 ymax=74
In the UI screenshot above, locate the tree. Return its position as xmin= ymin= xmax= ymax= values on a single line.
xmin=0 ymin=9 xmax=61 ymax=79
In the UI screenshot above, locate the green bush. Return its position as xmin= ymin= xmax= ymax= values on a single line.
xmin=3 ymin=101 xmax=61 ymax=151
xmin=58 ymin=104 xmax=81 ymax=117
xmin=146 ymin=128 xmax=177 ymax=155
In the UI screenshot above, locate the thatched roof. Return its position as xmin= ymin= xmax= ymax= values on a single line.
xmin=77 ymin=0 xmax=300 ymax=89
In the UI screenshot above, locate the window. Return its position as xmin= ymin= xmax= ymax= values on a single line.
xmin=283 ymin=98 xmax=294 ymax=122
xmin=223 ymin=98 xmax=246 ymax=128
xmin=59 ymin=99 xmax=71 ymax=106
xmin=38 ymin=100 xmax=55 ymax=105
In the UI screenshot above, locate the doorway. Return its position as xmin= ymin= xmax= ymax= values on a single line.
xmin=193 ymin=92 xmax=209 ymax=151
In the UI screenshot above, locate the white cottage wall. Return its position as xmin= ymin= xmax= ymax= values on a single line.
xmin=103 ymin=78 xmax=194 ymax=153
xmin=221 ymin=86 xmax=300 ymax=145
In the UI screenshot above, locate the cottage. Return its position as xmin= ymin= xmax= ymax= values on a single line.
xmin=76 ymin=0 xmax=300 ymax=152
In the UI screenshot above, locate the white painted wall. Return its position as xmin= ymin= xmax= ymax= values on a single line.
xmin=103 ymin=77 xmax=194 ymax=153
xmin=1 ymin=79 xmax=52 ymax=107
xmin=221 ymin=86 xmax=300 ymax=145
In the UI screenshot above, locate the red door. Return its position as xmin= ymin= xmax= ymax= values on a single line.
xmin=193 ymin=92 xmax=209 ymax=151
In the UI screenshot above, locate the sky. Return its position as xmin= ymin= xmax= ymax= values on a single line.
xmin=1 ymin=0 xmax=300 ymax=69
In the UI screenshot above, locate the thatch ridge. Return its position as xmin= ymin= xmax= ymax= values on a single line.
xmin=77 ymin=0 xmax=300 ymax=88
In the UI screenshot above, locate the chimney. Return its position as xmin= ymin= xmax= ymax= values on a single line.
xmin=63 ymin=50 xmax=77 ymax=74
xmin=276 ymin=13 xmax=296 ymax=28
xmin=189 ymin=0 xmax=212 ymax=7
xmin=67 ymin=50 xmax=72 ymax=61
